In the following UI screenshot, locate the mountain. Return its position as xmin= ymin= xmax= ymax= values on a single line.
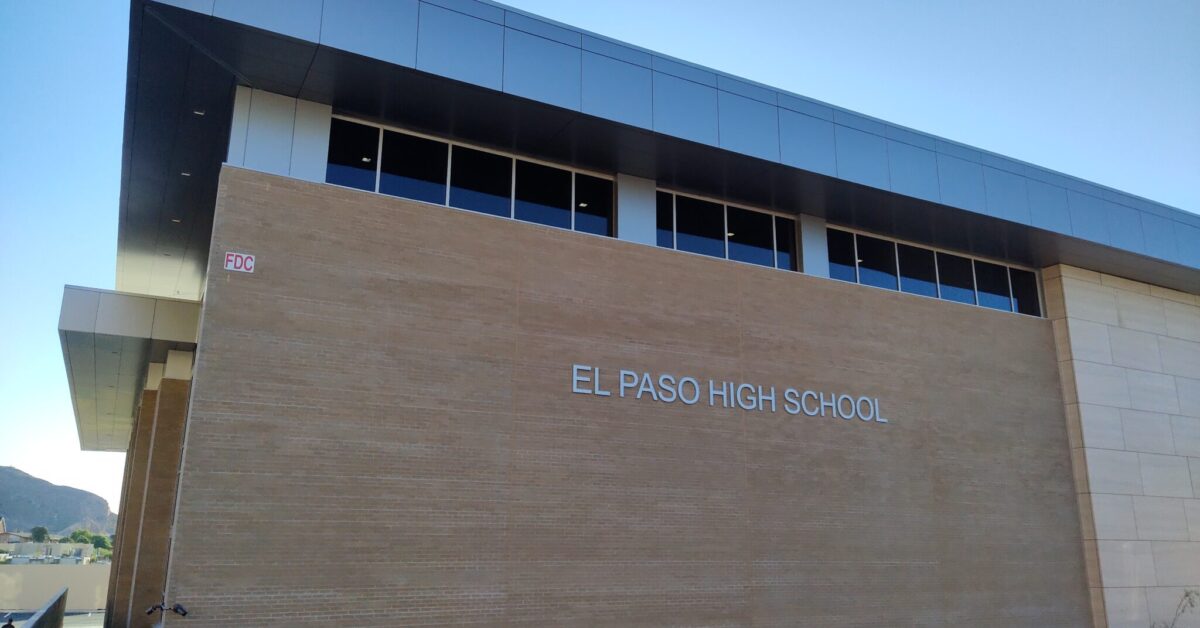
xmin=0 ymin=466 xmax=116 ymax=536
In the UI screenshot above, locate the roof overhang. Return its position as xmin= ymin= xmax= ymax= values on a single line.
xmin=58 ymin=286 xmax=199 ymax=452
xmin=122 ymin=0 xmax=1200 ymax=297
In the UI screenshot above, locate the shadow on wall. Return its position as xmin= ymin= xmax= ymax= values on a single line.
xmin=13 ymin=586 xmax=67 ymax=627
xmin=0 ymin=565 xmax=107 ymax=613
xmin=1152 ymin=589 xmax=1199 ymax=628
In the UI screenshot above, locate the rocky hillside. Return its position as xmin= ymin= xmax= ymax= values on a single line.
xmin=0 ymin=466 xmax=116 ymax=536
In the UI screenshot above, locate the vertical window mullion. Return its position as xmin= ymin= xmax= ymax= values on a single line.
xmin=723 ymin=206 xmax=729 ymax=259
xmin=373 ymin=127 xmax=383 ymax=193
xmin=509 ymin=157 xmax=516 ymax=219
xmin=893 ymin=242 xmax=901 ymax=286
xmin=444 ymin=145 xmax=452 ymax=206
xmin=852 ymin=234 xmax=861 ymax=284
xmin=570 ymin=173 xmax=576 ymax=231
xmin=970 ymin=259 xmax=980 ymax=305
xmin=1036 ymin=275 xmax=1045 ymax=317
xmin=1007 ymin=267 xmax=1015 ymax=309
xmin=672 ymin=194 xmax=677 ymax=250
xmin=933 ymin=248 xmax=942 ymax=299
xmin=771 ymin=215 xmax=778 ymax=269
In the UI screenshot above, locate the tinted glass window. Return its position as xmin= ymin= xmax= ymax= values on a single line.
xmin=726 ymin=206 xmax=774 ymax=267
xmin=1010 ymin=268 xmax=1041 ymax=316
xmin=514 ymin=160 xmax=571 ymax=229
xmin=656 ymin=192 xmax=674 ymax=248
xmin=897 ymin=244 xmax=937 ymax=297
xmin=827 ymin=228 xmax=857 ymax=283
xmin=574 ymin=174 xmax=613 ymax=236
xmin=674 ymin=196 xmax=725 ymax=258
xmin=775 ymin=217 xmax=797 ymax=271
xmin=326 ymin=118 xmax=378 ymax=191
xmin=937 ymin=252 xmax=976 ymax=304
xmin=856 ymin=234 xmax=897 ymax=290
xmin=975 ymin=260 xmax=1012 ymax=311
xmin=449 ymin=147 xmax=511 ymax=217
xmin=379 ymin=131 xmax=447 ymax=204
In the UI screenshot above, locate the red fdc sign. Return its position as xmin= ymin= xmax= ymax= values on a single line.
xmin=224 ymin=252 xmax=255 ymax=273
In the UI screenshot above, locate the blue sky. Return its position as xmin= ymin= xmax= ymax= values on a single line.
xmin=0 ymin=0 xmax=1196 ymax=513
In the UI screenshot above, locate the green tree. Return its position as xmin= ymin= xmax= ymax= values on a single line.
xmin=30 ymin=526 xmax=49 ymax=542
xmin=91 ymin=535 xmax=111 ymax=550
xmin=69 ymin=529 xmax=93 ymax=544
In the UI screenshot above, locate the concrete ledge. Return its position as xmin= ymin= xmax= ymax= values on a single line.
xmin=58 ymin=286 xmax=200 ymax=452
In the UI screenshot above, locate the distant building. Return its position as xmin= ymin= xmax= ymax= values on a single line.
xmin=0 ymin=518 xmax=31 ymax=543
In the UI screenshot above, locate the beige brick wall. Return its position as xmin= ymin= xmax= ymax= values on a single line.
xmin=1046 ymin=265 xmax=1200 ymax=628
xmin=109 ymin=389 xmax=157 ymax=628
xmin=160 ymin=166 xmax=1092 ymax=626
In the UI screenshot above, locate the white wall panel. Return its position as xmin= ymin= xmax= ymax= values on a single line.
xmin=226 ymin=85 xmax=251 ymax=166
xmin=615 ymin=174 xmax=655 ymax=246
xmin=800 ymin=214 xmax=829 ymax=278
xmin=243 ymin=90 xmax=297 ymax=176
xmin=290 ymin=100 xmax=332 ymax=183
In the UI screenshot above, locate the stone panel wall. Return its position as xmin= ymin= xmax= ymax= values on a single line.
xmin=1046 ymin=265 xmax=1200 ymax=628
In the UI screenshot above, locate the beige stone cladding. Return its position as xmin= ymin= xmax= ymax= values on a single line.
xmin=1046 ymin=265 xmax=1200 ymax=628
xmin=160 ymin=166 xmax=1091 ymax=626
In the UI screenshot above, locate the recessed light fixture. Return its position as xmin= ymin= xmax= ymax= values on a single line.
xmin=171 ymin=218 xmax=182 ymax=223
xmin=192 ymin=109 xmax=205 ymax=116
xmin=361 ymin=156 xmax=372 ymax=163
xmin=856 ymin=259 xmax=864 ymax=263
xmin=180 ymin=171 xmax=191 ymax=177
xmin=578 ymin=202 xmax=588 ymax=208
xmin=727 ymin=232 xmax=735 ymax=237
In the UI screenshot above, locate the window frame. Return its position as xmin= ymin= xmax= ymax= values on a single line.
xmin=656 ymin=188 xmax=800 ymax=272
xmin=827 ymin=224 xmax=1044 ymax=318
xmin=447 ymin=144 xmax=515 ymax=218
xmin=672 ymin=193 xmax=730 ymax=260
xmin=895 ymin=242 xmax=940 ymax=299
xmin=853 ymin=232 xmax=899 ymax=291
xmin=1008 ymin=267 xmax=1043 ymax=317
xmin=324 ymin=117 xmax=383 ymax=192
xmin=328 ymin=114 xmax=616 ymax=236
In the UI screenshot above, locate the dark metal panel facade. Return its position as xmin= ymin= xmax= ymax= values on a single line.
xmin=581 ymin=52 xmax=652 ymax=129
xmin=1028 ymin=179 xmax=1073 ymax=235
xmin=319 ymin=0 xmax=419 ymax=68
xmin=212 ymin=0 xmax=322 ymax=42
xmin=125 ymin=0 xmax=1200 ymax=302
xmin=1140 ymin=213 xmax=1180 ymax=263
xmin=504 ymin=10 xmax=580 ymax=46
xmin=1106 ymin=201 xmax=1148 ymax=255
xmin=887 ymin=140 xmax=939 ymax=203
xmin=652 ymin=72 xmax=719 ymax=146
xmin=983 ymin=166 xmax=1032 ymax=225
xmin=835 ymin=125 xmax=889 ymax=189
xmin=936 ymin=153 xmax=987 ymax=214
xmin=415 ymin=3 xmax=504 ymax=90
xmin=503 ymin=29 xmax=582 ymax=111
xmin=716 ymin=91 xmax=779 ymax=162
xmin=1067 ymin=190 xmax=1113 ymax=245
xmin=779 ymin=110 xmax=836 ymax=177
xmin=1175 ymin=224 xmax=1200 ymax=267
